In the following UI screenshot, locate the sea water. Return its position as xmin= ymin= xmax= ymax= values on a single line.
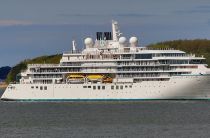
xmin=0 ymin=89 xmax=210 ymax=138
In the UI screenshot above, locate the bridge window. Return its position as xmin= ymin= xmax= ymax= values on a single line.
xmin=135 ymin=54 xmax=152 ymax=59
xmin=189 ymin=59 xmax=205 ymax=64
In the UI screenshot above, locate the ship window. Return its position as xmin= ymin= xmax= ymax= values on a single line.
xmin=83 ymin=86 xmax=87 ymax=88
xmin=40 ymin=86 xmax=43 ymax=90
xmin=36 ymin=86 xmax=38 ymax=89
xmin=88 ymin=86 xmax=91 ymax=88
xmin=129 ymin=85 xmax=132 ymax=88
xmin=120 ymin=85 xmax=123 ymax=89
xmin=111 ymin=86 xmax=114 ymax=90
xmin=93 ymin=86 xmax=96 ymax=90
xmin=102 ymin=86 xmax=105 ymax=90
xmin=31 ymin=86 xmax=34 ymax=89
xmin=98 ymin=86 xmax=100 ymax=90
xmin=125 ymin=85 xmax=128 ymax=88
xmin=116 ymin=86 xmax=119 ymax=90
xmin=135 ymin=54 xmax=152 ymax=59
xmin=44 ymin=86 xmax=47 ymax=90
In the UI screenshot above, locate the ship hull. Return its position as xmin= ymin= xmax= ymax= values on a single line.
xmin=1 ymin=75 xmax=210 ymax=101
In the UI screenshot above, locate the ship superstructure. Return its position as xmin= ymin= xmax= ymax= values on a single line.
xmin=2 ymin=21 xmax=210 ymax=101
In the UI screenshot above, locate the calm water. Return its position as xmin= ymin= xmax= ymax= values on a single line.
xmin=1 ymin=89 xmax=210 ymax=138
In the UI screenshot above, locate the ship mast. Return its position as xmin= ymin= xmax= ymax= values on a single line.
xmin=112 ymin=20 xmax=122 ymax=41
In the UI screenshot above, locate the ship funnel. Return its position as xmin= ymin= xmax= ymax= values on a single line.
xmin=112 ymin=20 xmax=122 ymax=41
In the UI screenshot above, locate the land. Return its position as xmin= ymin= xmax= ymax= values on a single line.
xmin=148 ymin=39 xmax=210 ymax=66
xmin=6 ymin=54 xmax=62 ymax=83
xmin=0 ymin=82 xmax=8 ymax=89
xmin=0 ymin=66 xmax=11 ymax=88
xmin=5 ymin=39 xmax=210 ymax=83
xmin=0 ymin=66 xmax=11 ymax=80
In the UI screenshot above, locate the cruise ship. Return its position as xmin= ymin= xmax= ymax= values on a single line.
xmin=2 ymin=21 xmax=210 ymax=101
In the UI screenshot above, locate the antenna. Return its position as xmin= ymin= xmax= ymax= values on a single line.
xmin=72 ymin=40 xmax=76 ymax=51
xmin=112 ymin=20 xmax=122 ymax=41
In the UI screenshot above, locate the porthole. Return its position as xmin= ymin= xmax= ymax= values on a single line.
xmin=93 ymin=86 xmax=96 ymax=90
xmin=111 ymin=86 xmax=114 ymax=90
xmin=116 ymin=86 xmax=119 ymax=90
xmin=44 ymin=86 xmax=47 ymax=90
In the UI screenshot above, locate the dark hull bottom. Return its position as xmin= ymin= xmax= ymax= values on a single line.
xmin=1 ymin=98 xmax=210 ymax=102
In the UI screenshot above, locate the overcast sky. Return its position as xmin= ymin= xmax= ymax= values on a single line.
xmin=1 ymin=0 xmax=210 ymax=66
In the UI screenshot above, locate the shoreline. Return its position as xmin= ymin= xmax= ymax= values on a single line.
xmin=0 ymin=84 xmax=8 ymax=89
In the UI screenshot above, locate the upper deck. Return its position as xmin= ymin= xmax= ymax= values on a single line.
xmin=61 ymin=47 xmax=205 ymax=63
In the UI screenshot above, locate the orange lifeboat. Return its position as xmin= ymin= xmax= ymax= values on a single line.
xmin=102 ymin=77 xmax=113 ymax=83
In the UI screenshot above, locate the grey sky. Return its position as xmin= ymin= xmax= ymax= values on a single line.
xmin=0 ymin=0 xmax=210 ymax=66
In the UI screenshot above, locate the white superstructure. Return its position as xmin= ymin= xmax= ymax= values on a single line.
xmin=2 ymin=21 xmax=210 ymax=101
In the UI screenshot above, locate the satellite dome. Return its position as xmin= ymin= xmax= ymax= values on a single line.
xmin=84 ymin=37 xmax=94 ymax=48
xmin=119 ymin=37 xmax=127 ymax=45
xmin=129 ymin=37 xmax=138 ymax=47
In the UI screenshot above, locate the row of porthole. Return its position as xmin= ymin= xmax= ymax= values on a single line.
xmin=31 ymin=86 xmax=47 ymax=90
xmin=139 ymin=86 xmax=166 ymax=87
xmin=52 ymin=85 xmax=165 ymax=89
xmin=82 ymin=85 xmax=133 ymax=90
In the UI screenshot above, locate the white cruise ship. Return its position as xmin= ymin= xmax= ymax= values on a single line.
xmin=2 ymin=21 xmax=210 ymax=101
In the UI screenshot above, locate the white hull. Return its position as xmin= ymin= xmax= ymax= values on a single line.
xmin=2 ymin=75 xmax=210 ymax=101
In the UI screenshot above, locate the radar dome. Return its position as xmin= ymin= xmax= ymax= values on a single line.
xmin=84 ymin=37 xmax=94 ymax=48
xmin=129 ymin=37 xmax=138 ymax=47
xmin=119 ymin=37 xmax=127 ymax=45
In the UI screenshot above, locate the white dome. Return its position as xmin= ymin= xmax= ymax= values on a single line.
xmin=119 ymin=37 xmax=127 ymax=44
xmin=129 ymin=37 xmax=138 ymax=47
xmin=84 ymin=37 xmax=94 ymax=48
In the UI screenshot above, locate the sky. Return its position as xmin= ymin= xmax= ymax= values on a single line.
xmin=0 ymin=0 xmax=210 ymax=66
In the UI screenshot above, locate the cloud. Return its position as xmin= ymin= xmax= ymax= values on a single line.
xmin=207 ymin=19 xmax=210 ymax=26
xmin=0 ymin=20 xmax=33 ymax=26
xmin=58 ymin=13 xmax=95 ymax=17
xmin=58 ymin=13 xmax=155 ymax=18
xmin=174 ymin=5 xmax=210 ymax=14
xmin=115 ymin=13 xmax=155 ymax=17
xmin=196 ymin=5 xmax=210 ymax=9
